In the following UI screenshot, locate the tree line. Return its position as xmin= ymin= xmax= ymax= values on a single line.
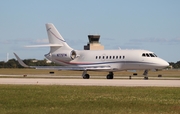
xmin=169 ymin=61 xmax=180 ymax=69
xmin=0 ymin=59 xmax=180 ymax=69
xmin=0 ymin=59 xmax=58 ymax=68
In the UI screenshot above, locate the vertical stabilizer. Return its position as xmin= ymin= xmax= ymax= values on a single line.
xmin=46 ymin=23 xmax=73 ymax=53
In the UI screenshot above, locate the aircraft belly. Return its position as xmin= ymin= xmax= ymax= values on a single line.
xmin=109 ymin=63 xmax=124 ymax=71
xmin=123 ymin=63 xmax=144 ymax=70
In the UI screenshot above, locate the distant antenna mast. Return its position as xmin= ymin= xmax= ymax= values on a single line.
xmin=6 ymin=53 xmax=9 ymax=62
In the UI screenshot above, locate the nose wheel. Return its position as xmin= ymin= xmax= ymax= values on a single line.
xmin=143 ymin=70 xmax=149 ymax=80
xmin=107 ymin=72 xmax=114 ymax=79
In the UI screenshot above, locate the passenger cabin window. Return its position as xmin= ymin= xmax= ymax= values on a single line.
xmin=95 ymin=55 xmax=127 ymax=59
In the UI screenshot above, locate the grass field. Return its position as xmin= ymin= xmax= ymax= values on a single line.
xmin=0 ymin=85 xmax=180 ymax=114
xmin=0 ymin=69 xmax=180 ymax=113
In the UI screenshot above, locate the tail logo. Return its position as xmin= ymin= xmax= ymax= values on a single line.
xmin=47 ymin=28 xmax=66 ymax=42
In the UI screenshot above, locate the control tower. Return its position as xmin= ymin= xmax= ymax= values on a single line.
xmin=84 ymin=35 xmax=104 ymax=50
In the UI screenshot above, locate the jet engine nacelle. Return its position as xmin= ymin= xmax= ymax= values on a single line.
xmin=53 ymin=50 xmax=77 ymax=61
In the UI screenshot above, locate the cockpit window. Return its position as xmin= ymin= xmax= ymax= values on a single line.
xmin=142 ymin=53 xmax=146 ymax=57
xmin=149 ymin=53 xmax=155 ymax=57
xmin=146 ymin=53 xmax=150 ymax=57
xmin=153 ymin=53 xmax=157 ymax=57
xmin=142 ymin=53 xmax=157 ymax=57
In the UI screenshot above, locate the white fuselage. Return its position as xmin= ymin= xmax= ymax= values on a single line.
xmin=45 ymin=49 xmax=169 ymax=71
xmin=14 ymin=23 xmax=170 ymax=79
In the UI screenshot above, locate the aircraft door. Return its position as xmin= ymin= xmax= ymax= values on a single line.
xmin=119 ymin=55 xmax=126 ymax=70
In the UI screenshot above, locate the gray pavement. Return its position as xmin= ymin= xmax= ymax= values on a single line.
xmin=0 ymin=78 xmax=180 ymax=87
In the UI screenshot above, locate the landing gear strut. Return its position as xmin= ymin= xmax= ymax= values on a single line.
xmin=107 ymin=72 xmax=114 ymax=79
xmin=82 ymin=70 xmax=90 ymax=79
xmin=143 ymin=70 xmax=149 ymax=80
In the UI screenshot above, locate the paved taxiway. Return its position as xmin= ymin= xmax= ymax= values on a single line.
xmin=0 ymin=78 xmax=180 ymax=87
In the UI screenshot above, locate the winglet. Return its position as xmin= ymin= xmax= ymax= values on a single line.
xmin=13 ymin=53 xmax=29 ymax=68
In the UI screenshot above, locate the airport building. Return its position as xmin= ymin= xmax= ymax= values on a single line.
xmin=84 ymin=35 xmax=104 ymax=50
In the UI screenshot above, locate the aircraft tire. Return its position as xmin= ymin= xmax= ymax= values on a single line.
xmin=83 ymin=74 xmax=90 ymax=79
xmin=106 ymin=74 xmax=110 ymax=79
xmin=107 ymin=74 xmax=113 ymax=79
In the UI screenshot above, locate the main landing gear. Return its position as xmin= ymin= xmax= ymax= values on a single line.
xmin=82 ymin=71 xmax=114 ymax=79
xmin=82 ymin=70 xmax=149 ymax=80
xmin=82 ymin=71 xmax=90 ymax=79
xmin=106 ymin=72 xmax=114 ymax=79
xmin=83 ymin=74 xmax=90 ymax=79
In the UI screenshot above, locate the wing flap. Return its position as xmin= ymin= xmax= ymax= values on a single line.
xmin=34 ymin=65 xmax=111 ymax=71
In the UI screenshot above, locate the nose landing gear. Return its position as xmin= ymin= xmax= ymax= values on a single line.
xmin=143 ymin=70 xmax=149 ymax=80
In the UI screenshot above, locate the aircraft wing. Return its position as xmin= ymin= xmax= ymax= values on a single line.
xmin=14 ymin=53 xmax=111 ymax=71
xmin=33 ymin=65 xmax=111 ymax=71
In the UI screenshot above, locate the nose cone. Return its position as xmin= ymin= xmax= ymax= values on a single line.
xmin=162 ymin=60 xmax=169 ymax=67
xmin=158 ymin=59 xmax=169 ymax=68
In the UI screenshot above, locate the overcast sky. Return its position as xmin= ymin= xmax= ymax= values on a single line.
xmin=0 ymin=0 xmax=180 ymax=62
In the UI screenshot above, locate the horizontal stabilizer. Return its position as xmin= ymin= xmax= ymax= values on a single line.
xmin=25 ymin=44 xmax=63 ymax=48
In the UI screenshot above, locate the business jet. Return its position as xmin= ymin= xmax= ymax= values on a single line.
xmin=14 ymin=23 xmax=169 ymax=79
